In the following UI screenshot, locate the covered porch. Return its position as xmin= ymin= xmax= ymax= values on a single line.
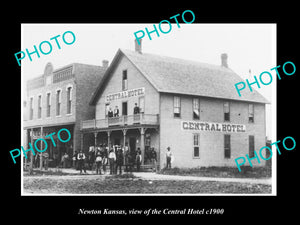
xmin=81 ymin=114 xmax=160 ymax=170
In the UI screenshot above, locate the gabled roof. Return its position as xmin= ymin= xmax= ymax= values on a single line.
xmin=90 ymin=49 xmax=269 ymax=105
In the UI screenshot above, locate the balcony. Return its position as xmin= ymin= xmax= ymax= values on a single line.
xmin=81 ymin=114 xmax=159 ymax=130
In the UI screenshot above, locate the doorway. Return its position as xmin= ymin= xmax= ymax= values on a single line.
xmin=122 ymin=101 xmax=128 ymax=116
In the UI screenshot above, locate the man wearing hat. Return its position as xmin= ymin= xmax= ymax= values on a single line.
xmin=166 ymin=147 xmax=172 ymax=169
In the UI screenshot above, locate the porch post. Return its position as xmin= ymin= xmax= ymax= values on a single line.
xmin=139 ymin=127 xmax=146 ymax=165
xmin=122 ymin=129 xmax=128 ymax=165
xmin=94 ymin=132 xmax=98 ymax=148
xmin=39 ymin=126 xmax=43 ymax=170
xmin=122 ymin=129 xmax=127 ymax=149
xmin=80 ymin=132 xmax=84 ymax=151
xmin=24 ymin=129 xmax=28 ymax=168
xmin=107 ymin=131 xmax=111 ymax=149
xmin=30 ymin=128 xmax=34 ymax=172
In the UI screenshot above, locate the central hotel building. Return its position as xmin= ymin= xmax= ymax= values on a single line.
xmin=81 ymin=42 xmax=269 ymax=169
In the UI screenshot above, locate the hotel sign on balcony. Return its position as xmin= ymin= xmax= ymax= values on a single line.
xmin=106 ymin=87 xmax=145 ymax=102
xmin=181 ymin=121 xmax=246 ymax=133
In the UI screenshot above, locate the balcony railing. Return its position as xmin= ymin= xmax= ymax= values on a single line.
xmin=81 ymin=114 xmax=159 ymax=130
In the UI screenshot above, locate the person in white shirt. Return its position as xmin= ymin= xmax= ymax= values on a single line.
xmin=166 ymin=147 xmax=172 ymax=169
xmin=108 ymin=149 xmax=116 ymax=174
xmin=77 ymin=150 xmax=86 ymax=174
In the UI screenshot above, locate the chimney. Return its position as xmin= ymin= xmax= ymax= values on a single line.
xmin=135 ymin=38 xmax=142 ymax=54
xmin=102 ymin=60 xmax=109 ymax=68
xmin=221 ymin=53 xmax=228 ymax=68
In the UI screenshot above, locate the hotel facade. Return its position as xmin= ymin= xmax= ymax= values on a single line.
xmin=81 ymin=42 xmax=269 ymax=169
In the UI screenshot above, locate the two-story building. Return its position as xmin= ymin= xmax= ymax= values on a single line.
xmin=82 ymin=41 xmax=269 ymax=170
xmin=23 ymin=61 xmax=107 ymax=168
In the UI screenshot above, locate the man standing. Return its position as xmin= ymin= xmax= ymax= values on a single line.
xmin=136 ymin=149 xmax=142 ymax=172
xmin=115 ymin=148 xmax=124 ymax=175
xmin=114 ymin=106 xmax=119 ymax=117
xmin=72 ymin=150 xmax=78 ymax=169
xmin=166 ymin=147 xmax=172 ymax=169
xmin=133 ymin=103 xmax=140 ymax=114
xmin=43 ymin=152 xmax=49 ymax=170
xmin=77 ymin=150 xmax=86 ymax=174
xmin=108 ymin=149 xmax=116 ymax=175
xmin=95 ymin=148 xmax=102 ymax=175
xmin=108 ymin=107 xmax=113 ymax=118
xmin=150 ymin=148 xmax=157 ymax=172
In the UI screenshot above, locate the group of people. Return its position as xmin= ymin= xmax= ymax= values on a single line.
xmin=31 ymin=145 xmax=173 ymax=173
xmin=33 ymin=152 xmax=50 ymax=169
xmin=73 ymin=144 xmax=149 ymax=175
xmin=107 ymin=103 xmax=141 ymax=118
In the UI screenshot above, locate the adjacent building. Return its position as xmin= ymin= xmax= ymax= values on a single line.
xmin=23 ymin=61 xmax=107 ymax=167
xmin=81 ymin=41 xmax=269 ymax=169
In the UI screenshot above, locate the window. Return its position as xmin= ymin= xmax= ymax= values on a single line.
xmin=105 ymin=103 xmax=110 ymax=118
xmin=122 ymin=101 xmax=128 ymax=116
xmin=56 ymin=89 xmax=61 ymax=116
xmin=224 ymin=101 xmax=230 ymax=121
xmin=37 ymin=95 xmax=42 ymax=119
xmin=122 ymin=70 xmax=128 ymax=91
xmin=174 ymin=96 xmax=181 ymax=117
xmin=249 ymin=135 xmax=255 ymax=158
xmin=29 ymin=97 xmax=33 ymax=120
xmin=193 ymin=134 xmax=200 ymax=158
xmin=46 ymin=93 xmax=51 ymax=117
xmin=224 ymin=134 xmax=231 ymax=158
xmin=139 ymin=96 xmax=145 ymax=114
xmin=193 ymin=98 xmax=200 ymax=119
xmin=67 ymin=86 xmax=72 ymax=114
xmin=249 ymin=104 xmax=254 ymax=123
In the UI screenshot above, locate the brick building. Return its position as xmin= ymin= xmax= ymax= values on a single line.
xmin=23 ymin=61 xmax=107 ymax=168
xmin=82 ymin=41 xmax=269 ymax=170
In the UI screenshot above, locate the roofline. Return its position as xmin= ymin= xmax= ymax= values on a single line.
xmin=26 ymin=62 xmax=101 ymax=83
xmin=159 ymin=90 xmax=270 ymax=104
xmin=89 ymin=49 xmax=270 ymax=106
xmin=89 ymin=49 xmax=123 ymax=105
xmin=89 ymin=49 xmax=161 ymax=106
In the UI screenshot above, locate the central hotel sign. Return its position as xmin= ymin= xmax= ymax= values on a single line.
xmin=106 ymin=87 xmax=145 ymax=102
xmin=181 ymin=121 xmax=246 ymax=133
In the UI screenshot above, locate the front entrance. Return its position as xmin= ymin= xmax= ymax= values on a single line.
xmin=129 ymin=137 xmax=136 ymax=152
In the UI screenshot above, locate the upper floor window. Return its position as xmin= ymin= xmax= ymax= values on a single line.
xmin=193 ymin=98 xmax=200 ymax=120
xmin=139 ymin=96 xmax=145 ymax=114
xmin=174 ymin=96 xmax=181 ymax=118
xmin=46 ymin=92 xmax=51 ymax=117
xmin=29 ymin=97 xmax=34 ymax=120
xmin=224 ymin=101 xmax=230 ymax=121
xmin=122 ymin=70 xmax=128 ymax=91
xmin=56 ymin=89 xmax=61 ymax=116
xmin=249 ymin=104 xmax=254 ymax=123
xmin=67 ymin=86 xmax=72 ymax=114
xmin=37 ymin=95 xmax=42 ymax=119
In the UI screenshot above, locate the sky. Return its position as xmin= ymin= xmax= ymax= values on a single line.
xmin=21 ymin=23 xmax=276 ymax=138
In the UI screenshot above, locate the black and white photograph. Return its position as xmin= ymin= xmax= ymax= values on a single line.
xmin=4 ymin=6 xmax=298 ymax=221
xmin=21 ymin=23 xmax=275 ymax=195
